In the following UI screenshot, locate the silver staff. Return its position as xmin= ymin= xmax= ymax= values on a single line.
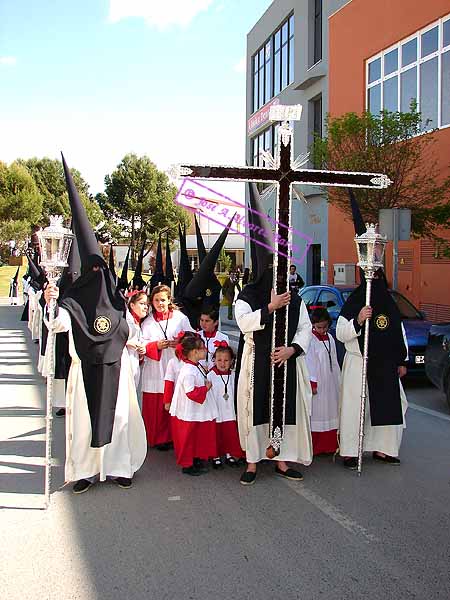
xmin=354 ymin=224 xmax=387 ymax=475
xmin=37 ymin=216 xmax=74 ymax=509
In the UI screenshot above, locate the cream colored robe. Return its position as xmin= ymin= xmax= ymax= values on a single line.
xmin=336 ymin=315 xmax=408 ymax=458
xmin=50 ymin=307 xmax=147 ymax=482
xmin=235 ymin=299 xmax=313 ymax=465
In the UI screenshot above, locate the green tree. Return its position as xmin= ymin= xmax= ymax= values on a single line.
xmin=0 ymin=161 xmax=44 ymax=250
xmin=101 ymin=153 xmax=189 ymax=264
xmin=310 ymin=107 xmax=450 ymax=238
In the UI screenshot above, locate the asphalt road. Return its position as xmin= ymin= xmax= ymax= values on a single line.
xmin=1 ymin=303 xmax=449 ymax=600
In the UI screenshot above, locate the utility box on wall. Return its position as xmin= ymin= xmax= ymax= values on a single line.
xmin=333 ymin=263 xmax=355 ymax=285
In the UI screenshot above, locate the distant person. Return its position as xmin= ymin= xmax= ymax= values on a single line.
xmin=222 ymin=271 xmax=241 ymax=320
xmin=288 ymin=265 xmax=304 ymax=294
xmin=242 ymin=268 xmax=250 ymax=287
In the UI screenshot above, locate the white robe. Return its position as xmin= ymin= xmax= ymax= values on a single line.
xmin=235 ymin=299 xmax=313 ymax=465
xmin=198 ymin=330 xmax=230 ymax=371
xmin=207 ymin=369 xmax=236 ymax=423
xmin=305 ymin=333 xmax=340 ymax=432
xmin=336 ymin=315 xmax=408 ymax=458
xmin=170 ymin=363 xmax=218 ymax=422
xmin=50 ymin=307 xmax=147 ymax=482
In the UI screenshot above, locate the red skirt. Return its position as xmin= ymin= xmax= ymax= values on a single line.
xmin=312 ymin=429 xmax=338 ymax=455
xmin=216 ymin=421 xmax=244 ymax=458
xmin=171 ymin=417 xmax=217 ymax=467
xmin=142 ymin=392 xmax=172 ymax=447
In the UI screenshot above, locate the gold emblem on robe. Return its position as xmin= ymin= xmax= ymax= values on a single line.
xmin=205 ymin=289 xmax=212 ymax=297
xmin=94 ymin=316 xmax=111 ymax=334
xmin=375 ymin=314 xmax=389 ymax=330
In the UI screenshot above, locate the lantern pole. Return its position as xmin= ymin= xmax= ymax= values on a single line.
xmin=36 ymin=216 xmax=74 ymax=509
xmin=354 ymin=224 xmax=387 ymax=476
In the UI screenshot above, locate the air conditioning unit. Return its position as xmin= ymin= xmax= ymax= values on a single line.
xmin=333 ymin=263 xmax=356 ymax=285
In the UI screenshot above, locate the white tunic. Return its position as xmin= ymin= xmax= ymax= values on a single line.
xmin=235 ymin=299 xmax=313 ymax=465
xmin=126 ymin=310 xmax=143 ymax=390
xmin=141 ymin=311 xmax=193 ymax=394
xmin=164 ymin=356 xmax=183 ymax=385
xmin=336 ymin=315 xmax=408 ymax=458
xmin=305 ymin=333 xmax=340 ymax=432
xmin=170 ymin=363 xmax=218 ymax=422
xmin=50 ymin=307 xmax=147 ymax=482
xmin=198 ymin=330 xmax=230 ymax=370
xmin=207 ymin=369 xmax=236 ymax=423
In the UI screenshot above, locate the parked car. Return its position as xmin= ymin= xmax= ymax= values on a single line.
xmin=424 ymin=324 xmax=450 ymax=409
xmin=299 ymin=285 xmax=432 ymax=374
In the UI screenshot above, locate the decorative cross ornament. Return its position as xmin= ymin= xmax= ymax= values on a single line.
xmin=171 ymin=104 xmax=392 ymax=458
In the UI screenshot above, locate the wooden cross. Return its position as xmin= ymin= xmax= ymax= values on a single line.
xmin=175 ymin=104 xmax=392 ymax=455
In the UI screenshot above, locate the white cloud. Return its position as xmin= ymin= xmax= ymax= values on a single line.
xmin=0 ymin=56 xmax=17 ymax=66
xmin=233 ymin=56 xmax=246 ymax=74
xmin=108 ymin=0 xmax=214 ymax=29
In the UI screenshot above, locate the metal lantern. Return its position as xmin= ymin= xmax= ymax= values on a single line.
xmin=36 ymin=215 xmax=74 ymax=509
xmin=353 ymin=223 xmax=387 ymax=476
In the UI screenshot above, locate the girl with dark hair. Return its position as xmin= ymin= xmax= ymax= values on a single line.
xmin=141 ymin=285 xmax=193 ymax=449
xmin=198 ymin=306 xmax=229 ymax=371
xmin=169 ymin=335 xmax=218 ymax=476
xmin=163 ymin=331 xmax=198 ymax=411
xmin=305 ymin=308 xmax=340 ymax=456
xmin=207 ymin=343 xmax=243 ymax=468
xmin=126 ymin=291 xmax=148 ymax=392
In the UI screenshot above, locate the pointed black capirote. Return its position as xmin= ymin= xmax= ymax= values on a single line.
xmin=108 ymin=244 xmax=117 ymax=283
xmin=150 ymin=235 xmax=165 ymax=290
xmin=176 ymin=223 xmax=193 ymax=297
xmin=247 ymin=181 xmax=273 ymax=282
xmin=118 ymin=245 xmax=130 ymax=290
xmin=348 ymin=188 xmax=366 ymax=236
xmin=12 ymin=266 xmax=20 ymax=284
xmin=194 ymin=215 xmax=207 ymax=263
xmin=59 ymin=231 xmax=81 ymax=298
xmin=165 ymin=233 xmax=174 ymax=283
xmin=132 ymin=239 xmax=147 ymax=290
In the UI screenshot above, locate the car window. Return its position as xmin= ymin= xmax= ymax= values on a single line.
xmin=317 ymin=290 xmax=341 ymax=319
xmin=390 ymin=291 xmax=422 ymax=319
xmin=300 ymin=289 xmax=317 ymax=308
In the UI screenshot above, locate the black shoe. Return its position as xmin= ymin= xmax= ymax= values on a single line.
xmin=275 ymin=466 xmax=303 ymax=481
xmin=212 ymin=458 xmax=223 ymax=469
xmin=240 ymin=470 xmax=257 ymax=486
xmin=225 ymin=456 xmax=239 ymax=467
xmin=373 ymin=452 xmax=401 ymax=465
xmin=193 ymin=458 xmax=208 ymax=473
xmin=182 ymin=466 xmax=203 ymax=476
xmin=343 ymin=457 xmax=358 ymax=470
xmin=115 ymin=477 xmax=133 ymax=489
xmin=155 ymin=442 xmax=172 ymax=451
xmin=72 ymin=479 xmax=93 ymax=494
xmin=55 ymin=408 xmax=66 ymax=418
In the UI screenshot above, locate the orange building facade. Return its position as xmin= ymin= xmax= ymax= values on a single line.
xmin=328 ymin=0 xmax=450 ymax=321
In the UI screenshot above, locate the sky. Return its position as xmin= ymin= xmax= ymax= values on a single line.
xmin=0 ymin=0 xmax=272 ymax=199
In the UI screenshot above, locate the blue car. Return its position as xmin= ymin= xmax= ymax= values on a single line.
xmin=299 ymin=285 xmax=432 ymax=374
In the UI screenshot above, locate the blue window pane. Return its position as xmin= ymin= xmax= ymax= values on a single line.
xmin=253 ymin=71 xmax=259 ymax=112
xmin=400 ymin=67 xmax=417 ymax=112
xmin=264 ymin=128 xmax=272 ymax=152
xmin=402 ymin=38 xmax=417 ymax=67
xmin=421 ymin=26 xmax=438 ymax=57
xmin=289 ymin=38 xmax=294 ymax=83
xmin=442 ymin=51 xmax=450 ymax=126
xmin=384 ymin=48 xmax=398 ymax=76
xmin=253 ymin=53 xmax=258 ymax=72
xmin=259 ymin=48 xmax=264 ymax=65
xmin=274 ymin=30 xmax=281 ymax=51
xmin=368 ymin=83 xmax=381 ymax=115
xmin=258 ymin=133 xmax=264 ymax=165
xmin=289 ymin=14 xmax=294 ymax=38
xmin=265 ymin=59 xmax=272 ymax=103
xmin=444 ymin=20 xmax=450 ymax=48
xmin=282 ymin=21 xmax=288 ymax=44
xmin=368 ymin=58 xmax=381 ymax=83
xmin=420 ymin=57 xmax=438 ymax=130
xmin=383 ymin=76 xmax=398 ymax=112
xmin=281 ymin=44 xmax=288 ymax=89
xmin=259 ymin=66 xmax=264 ymax=108
xmin=274 ymin=51 xmax=281 ymax=95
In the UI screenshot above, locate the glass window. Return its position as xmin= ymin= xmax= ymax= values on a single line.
xmin=264 ymin=128 xmax=272 ymax=152
xmin=442 ymin=51 xmax=450 ymax=126
xmin=281 ymin=43 xmax=288 ymax=89
xmin=264 ymin=42 xmax=272 ymax=104
xmin=274 ymin=29 xmax=281 ymax=51
xmin=317 ymin=291 xmax=341 ymax=320
xmin=400 ymin=66 xmax=417 ymax=112
xmin=384 ymin=48 xmax=398 ymax=76
xmin=289 ymin=37 xmax=294 ymax=83
xmin=420 ymin=57 xmax=438 ymax=130
xmin=258 ymin=133 xmax=264 ymax=165
xmin=253 ymin=70 xmax=259 ymax=112
xmin=259 ymin=66 xmax=264 ymax=109
xmin=402 ymin=38 xmax=417 ymax=67
xmin=289 ymin=14 xmax=294 ymax=36
xmin=314 ymin=0 xmax=322 ymax=64
xmin=282 ymin=21 xmax=289 ymax=44
xmin=252 ymin=138 xmax=258 ymax=166
xmin=274 ymin=49 xmax=281 ymax=95
xmin=368 ymin=58 xmax=381 ymax=83
xmin=421 ymin=26 xmax=438 ymax=57
xmin=383 ymin=75 xmax=398 ymax=112
xmin=368 ymin=83 xmax=381 ymax=115
xmin=444 ymin=19 xmax=450 ymax=48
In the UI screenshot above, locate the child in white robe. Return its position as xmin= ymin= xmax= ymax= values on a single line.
xmin=126 ymin=291 xmax=148 ymax=393
xmin=163 ymin=331 xmax=198 ymax=410
xmin=170 ymin=335 xmax=218 ymax=476
xmin=207 ymin=342 xmax=243 ymax=468
xmin=198 ymin=307 xmax=229 ymax=371
xmin=305 ymin=308 xmax=340 ymax=455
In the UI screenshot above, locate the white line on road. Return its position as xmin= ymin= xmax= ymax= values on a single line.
xmin=409 ymin=402 xmax=450 ymax=422
xmin=284 ymin=481 xmax=379 ymax=543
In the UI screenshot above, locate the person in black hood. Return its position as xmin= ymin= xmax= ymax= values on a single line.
xmin=43 ymin=154 xmax=146 ymax=495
